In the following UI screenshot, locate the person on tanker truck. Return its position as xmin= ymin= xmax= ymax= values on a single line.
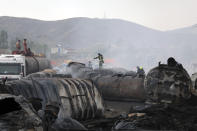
xmin=12 ymin=39 xmax=34 ymax=56
xmin=23 ymin=39 xmax=28 ymax=55
xmin=137 ymin=66 xmax=145 ymax=78
xmin=12 ymin=40 xmax=24 ymax=54
xmin=23 ymin=39 xmax=34 ymax=56
xmin=94 ymin=53 xmax=104 ymax=69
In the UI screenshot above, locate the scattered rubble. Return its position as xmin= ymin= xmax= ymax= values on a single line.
xmin=113 ymin=97 xmax=197 ymax=130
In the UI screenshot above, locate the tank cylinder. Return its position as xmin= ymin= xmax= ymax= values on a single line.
xmin=3 ymin=78 xmax=104 ymax=120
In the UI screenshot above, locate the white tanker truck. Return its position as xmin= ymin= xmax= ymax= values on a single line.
xmin=0 ymin=54 xmax=51 ymax=80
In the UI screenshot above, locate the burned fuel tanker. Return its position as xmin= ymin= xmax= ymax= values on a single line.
xmin=66 ymin=62 xmax=146 ymax=102
xmin=0 ymin=78 xmax=104 ymax=120
xmin=112 ymin=58 xmax=197 ymax=131
xmin=145 ymin=57 xmax=192 ymax=103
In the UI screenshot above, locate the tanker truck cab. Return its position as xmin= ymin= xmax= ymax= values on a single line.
xmin=0 ymin=54 xmax=26 ymax=80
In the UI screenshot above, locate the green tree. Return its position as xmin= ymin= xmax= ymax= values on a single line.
xmin=0 ymin=30 xmax=8 ymax=49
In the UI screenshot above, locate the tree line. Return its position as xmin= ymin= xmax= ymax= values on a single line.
xmin=0 ymin=30 xmax=48 ymax=55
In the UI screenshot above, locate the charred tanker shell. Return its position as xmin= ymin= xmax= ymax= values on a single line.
xmin=145 ymin=64 xmax=192 ymax=103
xmin=67 ymin=62 xmax=127 ymax=79
xmin=25 ymin=56 xmax=51 ymax=75
xmin=94 ymin=75 xmax=146 ymax=101
xmin=67 ymin=62 xmax=146 ymax=101
xmin=2 ymin=78 xmax=104 ymax=120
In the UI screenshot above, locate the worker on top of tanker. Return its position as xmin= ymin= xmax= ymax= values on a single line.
xmin=167 ymin=57 xmax=183 ymax=69
xmin=137 ymin=66 xmax=145 ymax=78
xmin=12 ymin=39 xmax=34 ymax=56
xmin=23 ymin=39 xmax=34 ymax=56
xmin=12 ymin=40 xmax=24 ymax=54
xmin=94 ymin=53 xmax=104 ymax=69
xmin=23 ymin=39 xmax=28 ymax=55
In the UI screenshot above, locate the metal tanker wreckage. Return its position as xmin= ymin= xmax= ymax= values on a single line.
xmin=0 ymin=60 xmax=146 ymax=130
xmin=145 ymin=61 xmax=192 ymax=103
xmin=63 ymin=59 xmax=197 ymax=130
xmin=0 ymin=77 xmax=104 ymax=130
xmin=1 ymin=56 xmax=197 ymax=130
xmin=1 ymin=78 xmax=104 ymax=120
xmin=66 ymin=62 xmax=146 ymax=102
xmin=113 ymin=58 xmax=197 ymax=130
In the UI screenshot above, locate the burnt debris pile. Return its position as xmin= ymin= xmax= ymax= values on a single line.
xmin=0 ymin=94 xmax=42 ymax=130
xmin=113 ymin=100 xmax=197 ymax=130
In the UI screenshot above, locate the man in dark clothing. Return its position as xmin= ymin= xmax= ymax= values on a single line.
xmin=167 ymin=57 xmax=177 ymax=67
xmin=167 ymin=57 xmax=183 ymax=69
xmin=137 ymin=66 xmax=145 ymax=78
xmin=94 ymin=53 xmax=104 ymax=69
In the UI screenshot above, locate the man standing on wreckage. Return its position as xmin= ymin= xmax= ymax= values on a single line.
xmin=94 ymin=53 xmax=104 ymax=69
xmin=113 ymin=57 xmax=197 ymax=130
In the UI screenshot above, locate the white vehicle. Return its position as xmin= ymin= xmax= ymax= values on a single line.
xmin=0 ymin=54 xmax=51 ymax=80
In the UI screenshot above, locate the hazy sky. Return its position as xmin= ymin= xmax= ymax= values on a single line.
xmin=0 ymin=0 xmax=197 ymax=30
